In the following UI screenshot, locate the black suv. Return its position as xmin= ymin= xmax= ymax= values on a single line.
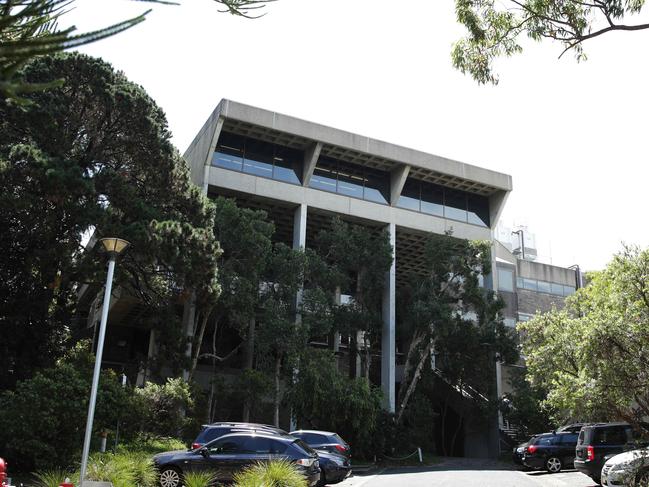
xmin=191 ymin=422 xmax=287 ymax=449
xmin=575 ymin=422 xmax=640 ymax=485
xmin=290 ymin=430 xmax=351 ymax=459
xmin=522 ymin=431 xmax=579 ymax=473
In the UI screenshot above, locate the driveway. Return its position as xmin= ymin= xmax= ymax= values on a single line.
xmin=336 ymin=458 xmax=598 ymax=487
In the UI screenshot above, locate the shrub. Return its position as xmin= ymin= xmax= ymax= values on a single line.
xmin=117 ymin=434 xmax=187 ymax=455
xmin=233 ymin=460 xmax=307 ymax=487
xmin=182 ymin=471 xmax=217 ymax=487
xmin=0 ymin=341 xmax=132 ymax=471
xmin=130 ymin=378 xmax=194 ymax=437
xmin=84 ymin=452 xmax=156 ymax=487
xmin=32 ymin=469 xmax=77 ymax=487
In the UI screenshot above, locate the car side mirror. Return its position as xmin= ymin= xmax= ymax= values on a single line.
xmin=200 ymin=447 xmax=209 ymax=458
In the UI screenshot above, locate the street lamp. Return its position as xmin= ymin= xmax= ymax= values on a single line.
xmin=79 ymin=237 xmax=130 ymax=487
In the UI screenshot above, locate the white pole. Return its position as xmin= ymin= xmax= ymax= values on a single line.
xmin=79 ymin=256 xmax=116 ymax=486
xmin=418 ymin=447 xmax=423 ymax=463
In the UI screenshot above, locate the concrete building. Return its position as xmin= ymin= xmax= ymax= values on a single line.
xmin=183 ymin=99 xmax=512 ymax=411
xmin=80 ymin=99 xmax=582 ymax=457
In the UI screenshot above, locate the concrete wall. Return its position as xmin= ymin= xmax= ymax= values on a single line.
xmin=517 ymin=260 xmax=577 ymax=287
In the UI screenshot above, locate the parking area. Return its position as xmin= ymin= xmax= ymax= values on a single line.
xmin=336 ymin=460 xmax=598 ymax=487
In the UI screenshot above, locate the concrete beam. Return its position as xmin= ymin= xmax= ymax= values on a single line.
xmin=302 ymin=142 xmax=322 ymax=187
xmin=488 ymin=189 xmax=510 ymax=229
xmin=390 ymin=164 xmax=410 ymax=205
xmin=202 ymin=116 xmax=225 ymax=194
xmin=381 ymin=222 xmax=396 ymax=412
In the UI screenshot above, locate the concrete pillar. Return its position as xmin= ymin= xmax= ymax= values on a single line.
xmin=381 ymin=222 xmax=396 ymax=412
xmin=136 ymin=329 xmax=156 ymax=387
xmin=291 ymin=203 xmax=308 ymax=431
xmin=490 ymin=237 xmax=504 ymax=430
xmin=389 ymin=164 xmax=410 ymax=205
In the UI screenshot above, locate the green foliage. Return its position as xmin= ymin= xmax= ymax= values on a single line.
xmin=233 ymin=459 xmax=307 ymax=487
xmin=131 ymin=378 xmax=194 ymax=437
xmin=502 ymin=367 xmax=556 ymax=437
xmin=84 ymin=452 xmax=156 ymax=487
xmin=453 ymin=0 xmax=649 ymax=84
xmin=0 ymin=340 xmax=131 ymax=471
xmin=182 ymin=471 xmax=217 ymax=487
xmin=32 ymin=469 xmax=76 ymax=487
xmin=520 ymin=245 xmax=649 ymax=426
xmin=0 ymin=52 xmax=220 ymax=388
xmin=116 ymin=434 xmax=187 ymax=455
xmin=287 ymin=350 xmax=383 ymax=458
xmin=396 ymin=233 xmax=517 ymax=423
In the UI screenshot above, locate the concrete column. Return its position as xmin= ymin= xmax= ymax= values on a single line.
xmin=291 ymin=203 xmax=308 ymax=431
xmin=490 ymin=237 xmax=504 ymax=429
xmin=136 ymin=329 xmax=157 ymax=387
xmin=381 ymin=222 xmax=396 ymax=412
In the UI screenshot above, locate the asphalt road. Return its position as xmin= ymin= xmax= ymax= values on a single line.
xmin=336 ymin=459 xmax=599 ymax=487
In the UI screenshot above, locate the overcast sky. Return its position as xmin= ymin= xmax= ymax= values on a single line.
xmin=62 ymin=0 xmax=649 ymax=271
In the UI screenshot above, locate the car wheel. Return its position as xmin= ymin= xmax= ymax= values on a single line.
xmin=545 ymin=456 xmax=562 ymax=473
xmin=317 ymin=472 xmax=327 ymax=487
xmin=159 ymin=467 xmax=182 ymax=487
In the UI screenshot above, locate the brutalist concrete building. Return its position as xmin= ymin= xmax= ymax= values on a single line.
xmin=183 ymin=99 xmax=513 ymax=415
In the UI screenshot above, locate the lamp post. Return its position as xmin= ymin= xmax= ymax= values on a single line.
xmin=79 ymin=237 xmax=129 ymax=487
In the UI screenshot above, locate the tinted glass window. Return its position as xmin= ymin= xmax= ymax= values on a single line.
xmin=497 ymin=268 xmax=514 ymax=292
xmin=467 ymin=194 xmax=490 ymax=227
xmin=523 ymin=278 xmax=538 ymax=291
xmin=310 ymin=159 xmax=338 ymax=193
xmin=537 ymin=280 xmax=551 ymax=294
xmin=550 ymin=282 xmax=564 ymax=295
xmin=444 ymin=189 xmax=468 ymax=222
xmin=210 ymin=437 xmax=245 ymax=454
xmin=559 ymin=433 xmax=579 ymax=444
xmin=421 ymin=183 xmax=444 ymax=217
xmin=242 ymin=437 xmax=274 ymax=454
xmin=336 ymin=163 xmax=364 ymax=199
xmin=213 ymin=133 xmax=244 ymax=171
xmin=594 ymin=427 xmax=627 ymax=445
xmin=243 ymin=139 xmax=274 ymax=178
xmin=201 ymin=427 xmax=228 ymax=443
xmin=273 ymin=146 xmax=302 ymax=185
xmin=363 ymin=167 xmax=389 ymax=205
xmin=535 ymin=436 xmax=556 ymax=446
xmin=397 ymin=179 xmax=421 ymax=211
xmin=563 ymin=285 xmax=575 ymax=296
xmin=293 ymin=439 xmax=316 ymax=454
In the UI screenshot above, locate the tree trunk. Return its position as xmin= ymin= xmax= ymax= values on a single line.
xmin=441 ymin=397 xmax=449 ymax=456
xmin=242 ymin=317 xmax=255 ymax=422
xmin=188 ymin=310 xmax=210 ymax=382
xmin=396 ymin=337 xmax=434 ymax=424
xmin=364 ymin=335 xmax=371 ymax=380
xmin=273 ymin=354 xmax=282 ymax=427
xmin=397 ymin=330 xmax=425 ymax=405
xmin=349 ymin=333 xmax=358 ymax=379
xmin=206 ymin=316 xmax=220 ymax=423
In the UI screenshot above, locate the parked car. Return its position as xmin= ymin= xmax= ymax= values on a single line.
xmin=513 ymin=435 xmax=538 ymax=467
xmin=601 ymin=447 xmax=649 ymax=487
xmin=522 ymin=431 xmax=579 ymax=473
xmin=191 ymin=422 xmax=287 ymax=449
xmin=557 ymin=423 xmax=588 ymax=434
xmin=290 ymin=430 xmax=351 ymax=459
xmin=154 ymin=432 xmax=320 ymax=487
xmin=575 ymin=423 xmax=639 ymax=485
xmin=315 ymin=450 xmax=351 ymax=486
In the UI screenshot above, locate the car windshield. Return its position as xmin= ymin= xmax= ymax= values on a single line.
xmin=293 ymin=439 xmax=317 ymax=455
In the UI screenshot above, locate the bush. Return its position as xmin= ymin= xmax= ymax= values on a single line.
xmin=32 ymin=469 xmax=76 ymax=487
xmin=117 ymin=434 xmax=187 ymax=455
xmin=182 ymin=471 xmax=217 ymax=487
xmin=233 ymin=460 xmax=307 ymax=487
xmin=130 ymin=378 xmax=194 ymax=437
xmin=0 ymin=341 xmax=132 ymax=470
xmin=84 ymin=452 xmax=156 ymax=487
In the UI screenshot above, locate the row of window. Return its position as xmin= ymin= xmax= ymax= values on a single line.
xmin=213 ymin=132 xmax=303 ymax=185
xmin=212 ymin=132 xmax=490 ymax=227
xmin=397 ymin=179 xmax=490 ymax=227
xmin=497 ymin=268 xmax=575 ymax=296
xmin=309 ymin=156 xmax=390 ymax=204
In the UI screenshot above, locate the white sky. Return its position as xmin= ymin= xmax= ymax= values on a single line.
xmin=62 ymin=0 xmax=649 ymax=271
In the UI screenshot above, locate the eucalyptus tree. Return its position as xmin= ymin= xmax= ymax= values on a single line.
xmin=520 ymin=245 xmax=649 ymax=427
xmin=395 ymin=233 xmax=517 ymax=425
xmin=315 ymin=217 xmax=393 ymax=380
xmin=453 ymin=0 xmax=649 ymax=84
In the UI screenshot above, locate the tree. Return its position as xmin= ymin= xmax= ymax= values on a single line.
xmin=0 ymin=52 xmax=220 ymax=389
xmin=1 ymin=0 xmax=274 ymax=102
xmin=453 ymin=0 xmax=649 ymax=84
xmin=395 ymin=233 xmax=517 ymax=425
xmin=519 ymin=245 xmax=649 ymax=427
xmin=315 ymin=217 xmax=393 ymax=380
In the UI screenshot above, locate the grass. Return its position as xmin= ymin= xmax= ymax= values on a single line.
xmin=183 ymin=471 xmax=218 ymax=487
xmin=32 ymin=469 xmax=77 ymax=487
